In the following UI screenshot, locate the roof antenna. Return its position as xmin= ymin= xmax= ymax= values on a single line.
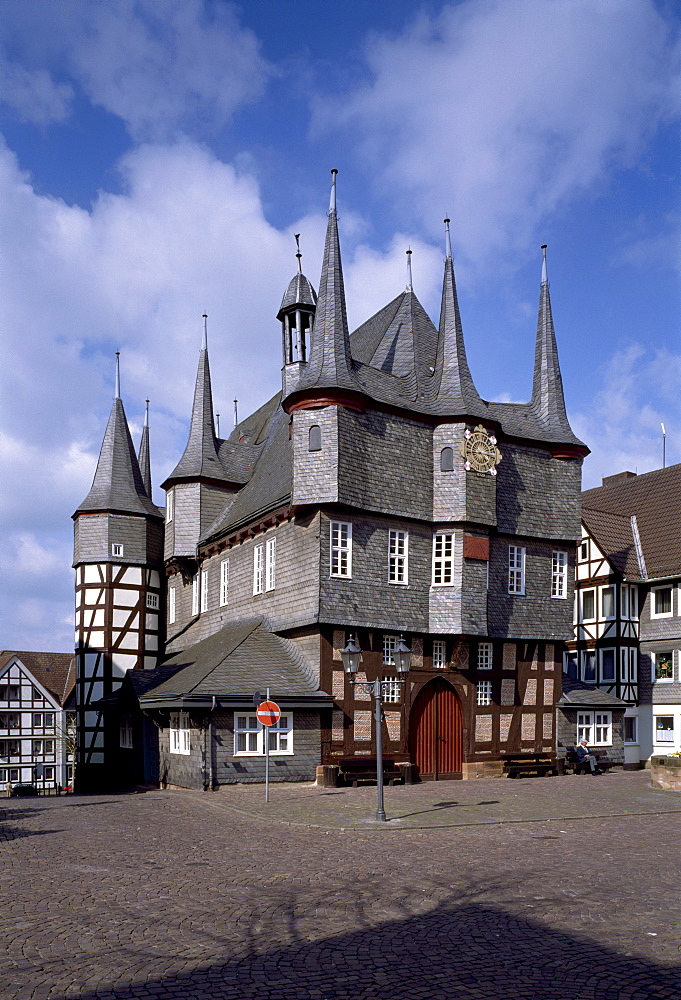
xmin=295 ymin=233 xmax=302 ymax=273
xmin=216 ymin=412 xmax=220 ymax=437
xmin=202 ymin=313 xmax=208 ymax=351
xmin=444 ymin=217 xmax=452 ymax=260
xmin=661 ymin=422 xmax=666 ymax=469
xmin=406 ymin=248 xmax=413 ymax=292
xmin=329 ymin=168 xmax=338 ymax=214
xmin=541 ymin=245 xmax=548 ymax=285
xmin=115 ymin=352 xmax=121 ymax=399
xmin=234 ymin=398 xmax=238 ymax=428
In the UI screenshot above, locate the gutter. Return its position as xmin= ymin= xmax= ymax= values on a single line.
xmin=140 ymin=693 xmax=333 ymax=711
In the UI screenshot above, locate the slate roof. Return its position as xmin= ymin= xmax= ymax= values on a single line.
xmin=75 ymin=398 xmax=162 ymax=519
xmin=582 ymin=464 xmax=681 ymax=580
xmin=277 ymin=271 xmax=317 ymax=317
xmin=137 ymin=620 xmax=331 ymax=707
xmin=558 ymin=672 xmax=627 ymax=708
xmin=432 ymin=256 xmax=486 ymax=417
xmin=0 ymin=651 xmax=76 ymax=706
xmin=137 ymin=408 xmax=152 ymax=498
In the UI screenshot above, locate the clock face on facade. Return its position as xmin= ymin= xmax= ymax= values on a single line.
xmin=459 ymin=425 xmax=502 ymax=475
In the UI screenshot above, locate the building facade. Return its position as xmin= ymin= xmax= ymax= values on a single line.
xmin=0 ymin=652 xmax=75 ymax=790
xmin=76 ymin=174 xmax=589 ymax=788
xmin=566 ymin=465 xmax=681 ymax=766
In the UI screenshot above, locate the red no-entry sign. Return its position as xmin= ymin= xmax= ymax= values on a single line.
xmin=256 ymin=700 xmax=281 ymax=727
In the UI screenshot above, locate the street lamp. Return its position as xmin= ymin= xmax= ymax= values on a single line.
xmin=340 ymin=633 xmax=412 ymax=822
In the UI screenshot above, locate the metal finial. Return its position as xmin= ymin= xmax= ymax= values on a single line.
xmin=406 ymin=248 xmax=413 ymax=292
xmin=216 ymin=413 xmax=220 ymax=437
xmin=234 ymin=398 xmax=238 ymax=428
xmin=329 ymin=169 xmax=338 ymax=214
xmin=114 ymin=352 xmax=121 ymax=399
xmin=144 ymin=399 xmax=149 ymax=427
xmin=444 ymin=217 xmax=452 ymax=260
xmin=202 ymin=313 xmax=208 ymax=351
xmin=295 ymin=233 xmax=302 ymax=272
xmin=541 ymin=245 xmax=548 ymax=284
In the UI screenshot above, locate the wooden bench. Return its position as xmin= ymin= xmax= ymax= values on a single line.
xmin=563 ymin=747 xmax=617 ymax=774
xmin=337 ymin=757 xmax=403 ymax=787
xmin=502 ymin=752 xmax=558 ymax=778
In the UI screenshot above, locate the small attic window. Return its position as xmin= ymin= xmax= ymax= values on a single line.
xmin=112 ymin=544 xmax=124 ymax=557
xmin=309 ymin=425 xmax=322 ymax=452
xmin=440 ymin=447 xmax=454 ymax=472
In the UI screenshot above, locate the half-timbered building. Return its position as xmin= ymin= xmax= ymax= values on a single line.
xmin=0 ymin=651 xmax=75 ymax=790
xmin=76 ymin=173 xmax=590 ymax=789
xmin=565 ymin=465 xmax=681 ymax=766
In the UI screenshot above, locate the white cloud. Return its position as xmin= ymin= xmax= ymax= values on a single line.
xmin=315 ymin=0 xmax=680 ymax=268
xmin=573 ymin=344 xmax=681 ymax=489
xmin=0 ymin=0 xmax=269 ymax=138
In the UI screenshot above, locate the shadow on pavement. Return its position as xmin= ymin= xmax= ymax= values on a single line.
xmin=65 ymin=899 xmax=677 ymax=1000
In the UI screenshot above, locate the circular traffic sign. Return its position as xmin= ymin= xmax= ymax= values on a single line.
xmin=256 ymin=701 xmax=281 ymax=726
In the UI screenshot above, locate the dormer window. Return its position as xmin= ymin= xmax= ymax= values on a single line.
xmin=112 ymin=544 xmax=123 ymax=557
xmin=440 ymin=447 xmax=454 ymax=472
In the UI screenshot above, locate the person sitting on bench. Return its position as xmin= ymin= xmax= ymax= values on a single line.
xmin=576 ymin=739 xmax=602 ymax=774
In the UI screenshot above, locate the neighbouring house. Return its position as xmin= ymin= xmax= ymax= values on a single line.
xmin=564 ymin=464 xmax=681 ymax=767
xmin=74 ymin=173 xmax=590 ymax=789
xmin=0 ymin=651 xmax=75 ymax=789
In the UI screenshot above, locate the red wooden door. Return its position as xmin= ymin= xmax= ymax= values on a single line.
xmin=409 ymin=679 xmax=463 ymax=779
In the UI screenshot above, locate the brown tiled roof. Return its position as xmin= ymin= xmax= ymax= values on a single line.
xmin=582 ymin=464 xmax=681 ymax=579
xmin=0 ymin=651 xmax=76 ymax=706
xmin=581 ymin=508 xmax=640 ymax=579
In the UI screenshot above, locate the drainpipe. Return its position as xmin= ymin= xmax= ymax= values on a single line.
xmin=207 ymin=695 xmax=216 ymax=791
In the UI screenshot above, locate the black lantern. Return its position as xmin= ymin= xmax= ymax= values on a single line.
xmin=393 ymin=636 xmax=412 ymax=674
xmin=340 ymin=635 xmax=362 ymax=675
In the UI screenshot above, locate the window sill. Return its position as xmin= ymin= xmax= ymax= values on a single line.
xmin=234 ymin=751 xmax=294 ymax=758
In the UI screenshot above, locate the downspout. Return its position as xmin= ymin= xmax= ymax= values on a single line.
xmin=207 ymin=695 xmax=216 ymax=791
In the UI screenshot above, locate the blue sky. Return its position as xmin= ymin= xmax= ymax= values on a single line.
xmin=1 ymin=0 xmax=679 ymax=652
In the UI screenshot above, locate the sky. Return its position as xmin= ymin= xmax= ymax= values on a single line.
xmin=1 ymin=0 xmax=679 ymax=653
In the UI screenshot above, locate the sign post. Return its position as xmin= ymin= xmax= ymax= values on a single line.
xmin=256 ymin=690 xmax=281 ymax=804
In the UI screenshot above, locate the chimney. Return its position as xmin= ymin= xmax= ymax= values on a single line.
xmin=602 ymin=471 xmax=637 ymax=486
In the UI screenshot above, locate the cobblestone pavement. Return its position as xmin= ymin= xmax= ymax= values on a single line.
xmin=1 ymin=771 xmax=679 ymax=1000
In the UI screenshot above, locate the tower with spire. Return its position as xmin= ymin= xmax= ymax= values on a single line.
xmin=72 ymin=355 xmax=164 ymax=790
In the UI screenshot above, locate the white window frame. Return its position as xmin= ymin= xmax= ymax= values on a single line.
xmin=381 ymin=677 xmax=402 ymax=704
xmin=629 ymin=586 xmax=638 ymax=620
xmin=170 ymin=711 xmax=190 ymax=755
xmin=601 ymin=585 xmax=616 ymax=620
xmin=146 ymin=592 xmax=159 ymax=610
xmin=477 ymin=642 xmax=493 ymax=670
xmin=577 ymin=711 xmax=612 ymax=746
xmin=265 ymin=537 xmax=276 ymax=592
xmin=112 ymin=543 xmax=124 ymax=557
xmin=234 ymin=714 xmax=293 ymax=755
xmin=476 ymin=681 xmax=493 ymax=706
xmin=629 ymin=647 xmax=638 ymax=683
xmin=383 ymin=635 xmax=398 ymax=665
xmin=432 ymin=640 xmax=447 ymax=669
xmin=576 ymin=712 xmax=592 ymax=744
xmin=166 ymin=489 xmax=174 ymax=523
xmin=168 ymin=586 xmax=176 ymax=625
xmin=600 ymin=648 xmax=616 ymax=684
xmin=253 ymin=543 xmax=264 ymax=595
xmin=624 ymin=715 xmax=638 ymax=744
xmin=651 ymin=585 xmax=673 ymax=619
xmin=654 ymin=716 xmax=674 ymax=744
xmin=652 ymin=650 xmax=674 ymax=683
xmin=330 ymin=521 xmax=352 ymax=578
xmin=551 ymin=551 xmax=568 ymax=599
xmin=621 ymin=585 xmax=629 ymax=619
xmin=220 ymin=559 xmax=229 ymax=607
xmin=191 ymin=574 xmax=200 ymax=616
xmin=120 ymin=714 xmax=133 ymax=749
xmin=432 ymin=533 xmax=455 ymax=586
xmin=201 ymin=569 xmax=209 ymax=613
xmin=43 ymin=766 xmax=55 ymax=782
xmin=388 ymin=530 xmax=409 ymax=585
xmin=508 ymin=546 xmax=525 ymax=595
xmin=580 ymin=589 xmax=596 ymax=622
xmin=581 ymin=650 xmax=597 ymax=684
xmin=564 ymin=650 xmax=579 ymax=678
xmin=580 ymin=540 xmax=588 ymax=561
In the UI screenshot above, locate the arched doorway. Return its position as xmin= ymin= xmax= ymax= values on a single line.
xmin=409 ymin=678 xmax=463 ymax=780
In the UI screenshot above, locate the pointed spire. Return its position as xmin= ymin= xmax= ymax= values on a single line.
xmin=531 ymin=244 xmax=575 ymax=438
xmin=162 ymin=315 xmax=230 ymax=486
xmin=114 ymin=352 xmax=121 ymax=399
xmin=406 ymin=249 xmax=413 ymax=292
xmin=75 ymin=365 xmax=160 ymax=519
xmin=433 ymin=219 xmax=485 ymax=414
xmin=294 ymin=169 xmax=356 ymax=394
xmin=138 ymin=399 xmax=152 ymax=499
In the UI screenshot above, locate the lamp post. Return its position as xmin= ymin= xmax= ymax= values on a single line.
xmin=340 ymin=634 xmax=412 ymax=822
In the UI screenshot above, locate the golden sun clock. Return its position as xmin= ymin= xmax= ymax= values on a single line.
xmin=459 ymin=425 xmax=502 ymax=475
